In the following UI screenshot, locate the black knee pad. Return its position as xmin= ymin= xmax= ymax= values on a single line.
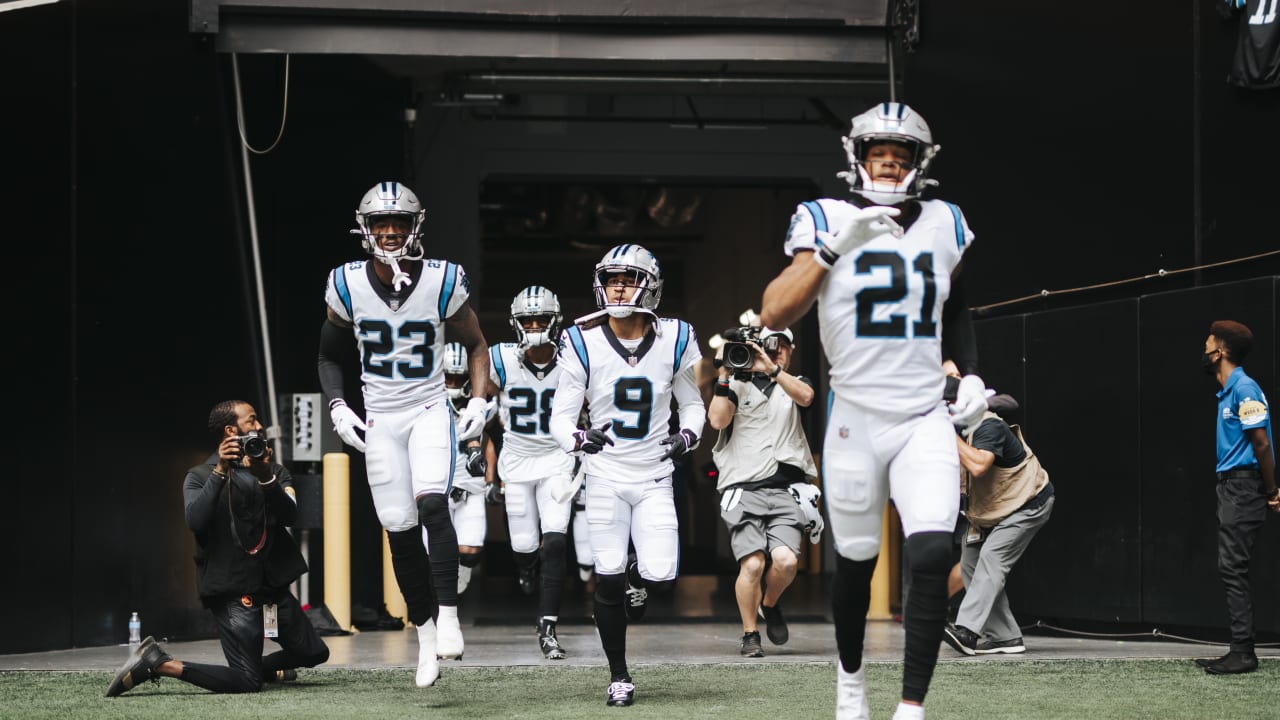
xmin=541 ymin=532 xmax=567 ymax=558
xmin=416 ymin=493 xmax=449 ymax=523
xmin=595 ymin=572 xmax=625 ymax=606
xmin=460 ymin=550 xmax=484 ymax=568
xmin=905 ymin=531 xmax=953 ymax=574
xmin=513 ymin=550 xmax=539 ymax=572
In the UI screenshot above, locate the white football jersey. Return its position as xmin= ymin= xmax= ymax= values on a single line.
xmin=489 ymin=343 xmax=562 ymax=457
xmin=324 ymin=258 xmax=471 ymax=413
xmin=785 ymin=198 xmax=974 ymax=415
xmin=549 ymin=317 xmax=704 ymax=483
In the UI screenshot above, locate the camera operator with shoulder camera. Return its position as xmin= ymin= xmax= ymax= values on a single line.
xmin=709 ymin=327 xmax=822 ymax=658
xmin=106 ymin=400 xmax=328 ymax=698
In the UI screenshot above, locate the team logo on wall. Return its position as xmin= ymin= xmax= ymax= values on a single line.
xmin=1238 ymin=399 xmax=1268 ymax=427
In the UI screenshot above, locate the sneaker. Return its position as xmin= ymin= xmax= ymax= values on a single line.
xmin=606 ymin=677 xmax=636 ymax=707
xmin=415 ymin=621 xmax=440 ymax=687
xmin=975 ymin=636 xmax=1025 ymax=654
xmin=739 ymin=631 xmax=764 ymax=658
xmin=436 ymin=606 xmax=464 ymax=660
xmin=457 ymin=565 xmax=473 ymax=595
xmin=1203 ymin=650 xmax=1259 ymax=675
xmin=104 ymin=636 xmax=172 ymax=697
xmin=835 ymin=662 xmax=870 ymax=720
xmin=518 ymin=565 xmax=538 ymax=596
xmin=538 ymin=619 xmax=567 ymax=660
xmin=942 ymin=622 xmax=979 ymax=656
xmin=623 ymin=561 xmax=648 ymax=622
xmin=758 ymin=603 xmax=789 ymax=645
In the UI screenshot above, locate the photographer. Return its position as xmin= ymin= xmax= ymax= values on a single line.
xmin=106 ymin=400 xmax=328 ymax=697
xmin=708 ymin=327 xmax=821 ymax=658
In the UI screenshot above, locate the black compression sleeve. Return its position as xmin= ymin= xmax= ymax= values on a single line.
xmin=317 ymin=320 xmax=350 ymax=402
xmin=941 ymin=273 xmax=979 ymax=376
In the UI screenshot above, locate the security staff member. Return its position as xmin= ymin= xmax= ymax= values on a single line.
xmin=1195 ymin=321 xmax=1278 ymax=675
xmin=106 ymin=400 xmax=329 ymax=697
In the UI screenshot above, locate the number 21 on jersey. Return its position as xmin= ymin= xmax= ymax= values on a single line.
xmin=853 ymin=250 xmax=938 ymax=339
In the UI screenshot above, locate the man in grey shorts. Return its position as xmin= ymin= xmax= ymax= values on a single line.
xmin=708 ymin=327 xmax=823 ymax=657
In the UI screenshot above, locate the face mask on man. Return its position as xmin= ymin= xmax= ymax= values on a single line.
xmin=1201 ymin=349 xmax=1221 ymax=375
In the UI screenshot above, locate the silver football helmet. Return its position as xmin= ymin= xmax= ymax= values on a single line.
xmin=443 ymin=342 xmax=470 ymax=401
xmin=592 ymin=244 xmax=662 ymax=318
xmin=838 ymin=103 xmax=940 ymax=205
xmin=510 ymin=286 xmax=563 ymax=348
xmin=353 ymin=181 xmax=426 ymax=269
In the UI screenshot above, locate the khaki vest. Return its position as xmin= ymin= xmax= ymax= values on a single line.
xmin=962 ymin=412 xmax=1049 ymax=529
xmin=712 ymin=378 xmax=818 ymax=492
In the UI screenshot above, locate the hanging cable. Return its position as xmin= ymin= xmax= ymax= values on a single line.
xmin=231 ymin=52 xmax=290 ymax=155
xmin=1020 ymin=620 xmax=1279 ymax=648
xmin=973 ymin=248 xmax=1280 ymax=314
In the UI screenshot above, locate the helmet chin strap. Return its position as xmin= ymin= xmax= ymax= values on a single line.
xmin=375 ymin=246 xmax=424 ymax=292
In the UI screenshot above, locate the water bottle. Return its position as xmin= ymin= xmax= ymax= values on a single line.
xmin=128 ymin=612 xmax=141 ymax=647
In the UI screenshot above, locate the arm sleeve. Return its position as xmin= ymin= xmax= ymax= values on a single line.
xmin=941 ymin=273 xmax=979 ymax=376
xmin=184 ymin=468 xmax=225 ymax=535
xmin=317 ymin=319 xmax=351 ymax=402
xmin=265 ymin=464 xmax=299 ymax=526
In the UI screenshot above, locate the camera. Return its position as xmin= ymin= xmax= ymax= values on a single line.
xmin=236 ymin=431 xmax=269 ymax=461
xmin=721 ymin=326 xmax=766 ymax=374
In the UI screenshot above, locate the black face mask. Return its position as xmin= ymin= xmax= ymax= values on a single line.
xmin=1201 ymin=350 xmax=1220 ymax=375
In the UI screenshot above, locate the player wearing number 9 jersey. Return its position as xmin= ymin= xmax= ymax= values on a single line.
xmin=762 ymin=103 xmax=985 ymax=720
xmin=317 ymin=181 xmax=490 ymax=687
xmin=548 ymin=244 xmax=704 ymax=707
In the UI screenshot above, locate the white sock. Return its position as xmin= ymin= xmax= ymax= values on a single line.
xmin=437 ymin=604 xmax=458 ymax=621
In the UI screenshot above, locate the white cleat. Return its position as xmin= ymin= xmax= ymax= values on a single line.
xmin=436 ymin=605 xmax=464 ymax=659
xmin=415 ymin=621 xmax=440 ymax=687
xmin=891 ymin=701 xmax=925 ymax=720
xmin=836 ymin=662 xmax=871 ymax=720
xmin=457 ymin=565 xmax=472 ymax=595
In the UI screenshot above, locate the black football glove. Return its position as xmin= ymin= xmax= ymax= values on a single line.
xmin=573 ymin=422 xmax=615 ymax=454
xmin=485 ymin=482 xmax=504 ymax=506
xmin=658 ymin=428 xmax=699 ymax=461
xmin=464 ymin=444 xmax=486 ymax=477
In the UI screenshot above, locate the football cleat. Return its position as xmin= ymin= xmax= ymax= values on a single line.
xmin=415 ymin=621 xmax=440 ymax=687
xmin=606 ymin=677 xmax=636 ymax=707
xmin=835 ymin=662 xmax=871 ymax=720
xmin=623 ymin=561 xmax=648 ymax=622
xmin=436 ymin=607 xmax=464 ymax=660
xmin=104 ymin=636 xmax=172 ymax=697
xmin=537 ymin=619 xmax=567 ymax=660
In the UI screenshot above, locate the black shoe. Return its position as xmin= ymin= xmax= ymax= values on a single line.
xmin=758 ymin=604 xmax=789 ymax=646
xmin=623 ymin=561 xmax=648 ymax=622
xmin=538 ymin=619 xmax=567 ymax=660
xmin=740 ymin=631 xmax=764 ymax=658
xmin=104 ymin=637 xmax=172 ymax=697
xmin=518 ymin=566 xmax=538 ymax=596
xmin=974 ymin=636 xmax=1025 ymax=654
xmin=942 ymin=623 xmax=979 ymax=656
xmin=1195 ymin=652 xmax=1230 ymax=669
xmin=1203 ymin=651 xmax=1259 ymax=675
xmin=606 ymin=676 xmax=636 ymax=707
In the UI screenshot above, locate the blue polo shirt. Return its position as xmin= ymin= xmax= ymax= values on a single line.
xmin=1215 ymin=366 xmax=1273 ymax=473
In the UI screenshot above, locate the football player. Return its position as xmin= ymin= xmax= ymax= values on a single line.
xmin=317 ymin=181 xmax=490 ymax=687
xmin=439 ymin=342 xmax=493 ymax=596
xmin=549 ymin=245 xmax=705 ymax=707
xmin=486 ymin=286 xmax=574 ymax=660
xmin=761 ymin=103 xmax=988 ymax=720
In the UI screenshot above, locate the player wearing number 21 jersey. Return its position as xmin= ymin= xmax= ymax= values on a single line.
xmin=548 ymin=244 xmax=704 ymax=708
xmin=762 ymin=103 xmax=989 ymax=720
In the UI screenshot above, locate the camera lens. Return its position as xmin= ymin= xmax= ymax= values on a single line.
xmin=725 ymin=343 xmax=753 ymax=370
xmin=242 ymin=435 xmax=268 ymax=460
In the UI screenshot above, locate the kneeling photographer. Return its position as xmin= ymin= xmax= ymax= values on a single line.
xmin=709 ymin=327 xmax=822 ymax=658
xmin=106 ymin=399 xmax=329 ymax=697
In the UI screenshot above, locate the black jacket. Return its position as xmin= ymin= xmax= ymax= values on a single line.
xmin=183 ymin=453 xmax=308 ymax=602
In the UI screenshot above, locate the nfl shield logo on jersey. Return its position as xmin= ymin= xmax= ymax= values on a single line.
xmin=838 ymin=426 xmax=849 ymax=439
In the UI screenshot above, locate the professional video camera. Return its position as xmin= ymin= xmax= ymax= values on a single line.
xmin=721 ymin=326 xmax=786 ymax=377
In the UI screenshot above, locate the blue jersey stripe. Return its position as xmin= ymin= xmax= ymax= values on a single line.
xmin=491 ymin=345 xmax=507 ymax=389
xmin=334 ymin=267 xmax=354 ymax=320
xmin=438 ymin=262 xmax=457 ymax=319
xmin=943 ymin=202 xmax=964 ymax=250
xmin=445 ymin=412 xmax=456 ymax=493
xmin=567 ymin=325 xmax=590 ymax=386
xmin=803 ymin=201 xmax=828 ymax=233
xmin=674 ymin=320 xmax=690 ymax=369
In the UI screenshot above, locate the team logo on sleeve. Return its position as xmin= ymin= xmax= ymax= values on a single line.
xmin=1238 ymin=398 xmax=1269 ymax=427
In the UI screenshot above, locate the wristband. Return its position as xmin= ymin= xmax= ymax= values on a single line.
xmin=812 ymin=246 xmax=839 ymax=270
xmin=713 ymin=380 xmax=731 ymax=397
xmin=768 ymin=365 xmax=782 ymax=379
xmin=258 ymin=474 xmax=277 ymax=486
xmin=329 ymin=398 xmax=347 ymax=410
xmin=211 ymin=468 xmax=227 ymax=479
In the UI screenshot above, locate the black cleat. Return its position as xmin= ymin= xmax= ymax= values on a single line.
xmin=740 ymin=631 xmax=764 ymax=658
xmin=104 ymin=637 xmax=172 ymax=697
xmin=759 ymin=603 xmax=789 ymax=645
xmin=623 ymin=561 xmax=648 ymax=622
xmin=942 ymin=622 xmax=979 ymax=656
xmin=537 ymin=619 xmax=567 ymax=660
xmin=606 ymin=677 xmax=636 ymax=707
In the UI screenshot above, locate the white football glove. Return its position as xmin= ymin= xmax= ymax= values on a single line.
xmin=788 ymin=482 xmax=825 ymax=545
xmin=455 ymin=397 xmax=491 ymax=442
xmin=813 ymin=206 xmax=903 ymax=269
xmin=329 ymin=400 xmax=367 ymax=453
xmin=949 ymin=374 xmax=994 ymax=430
